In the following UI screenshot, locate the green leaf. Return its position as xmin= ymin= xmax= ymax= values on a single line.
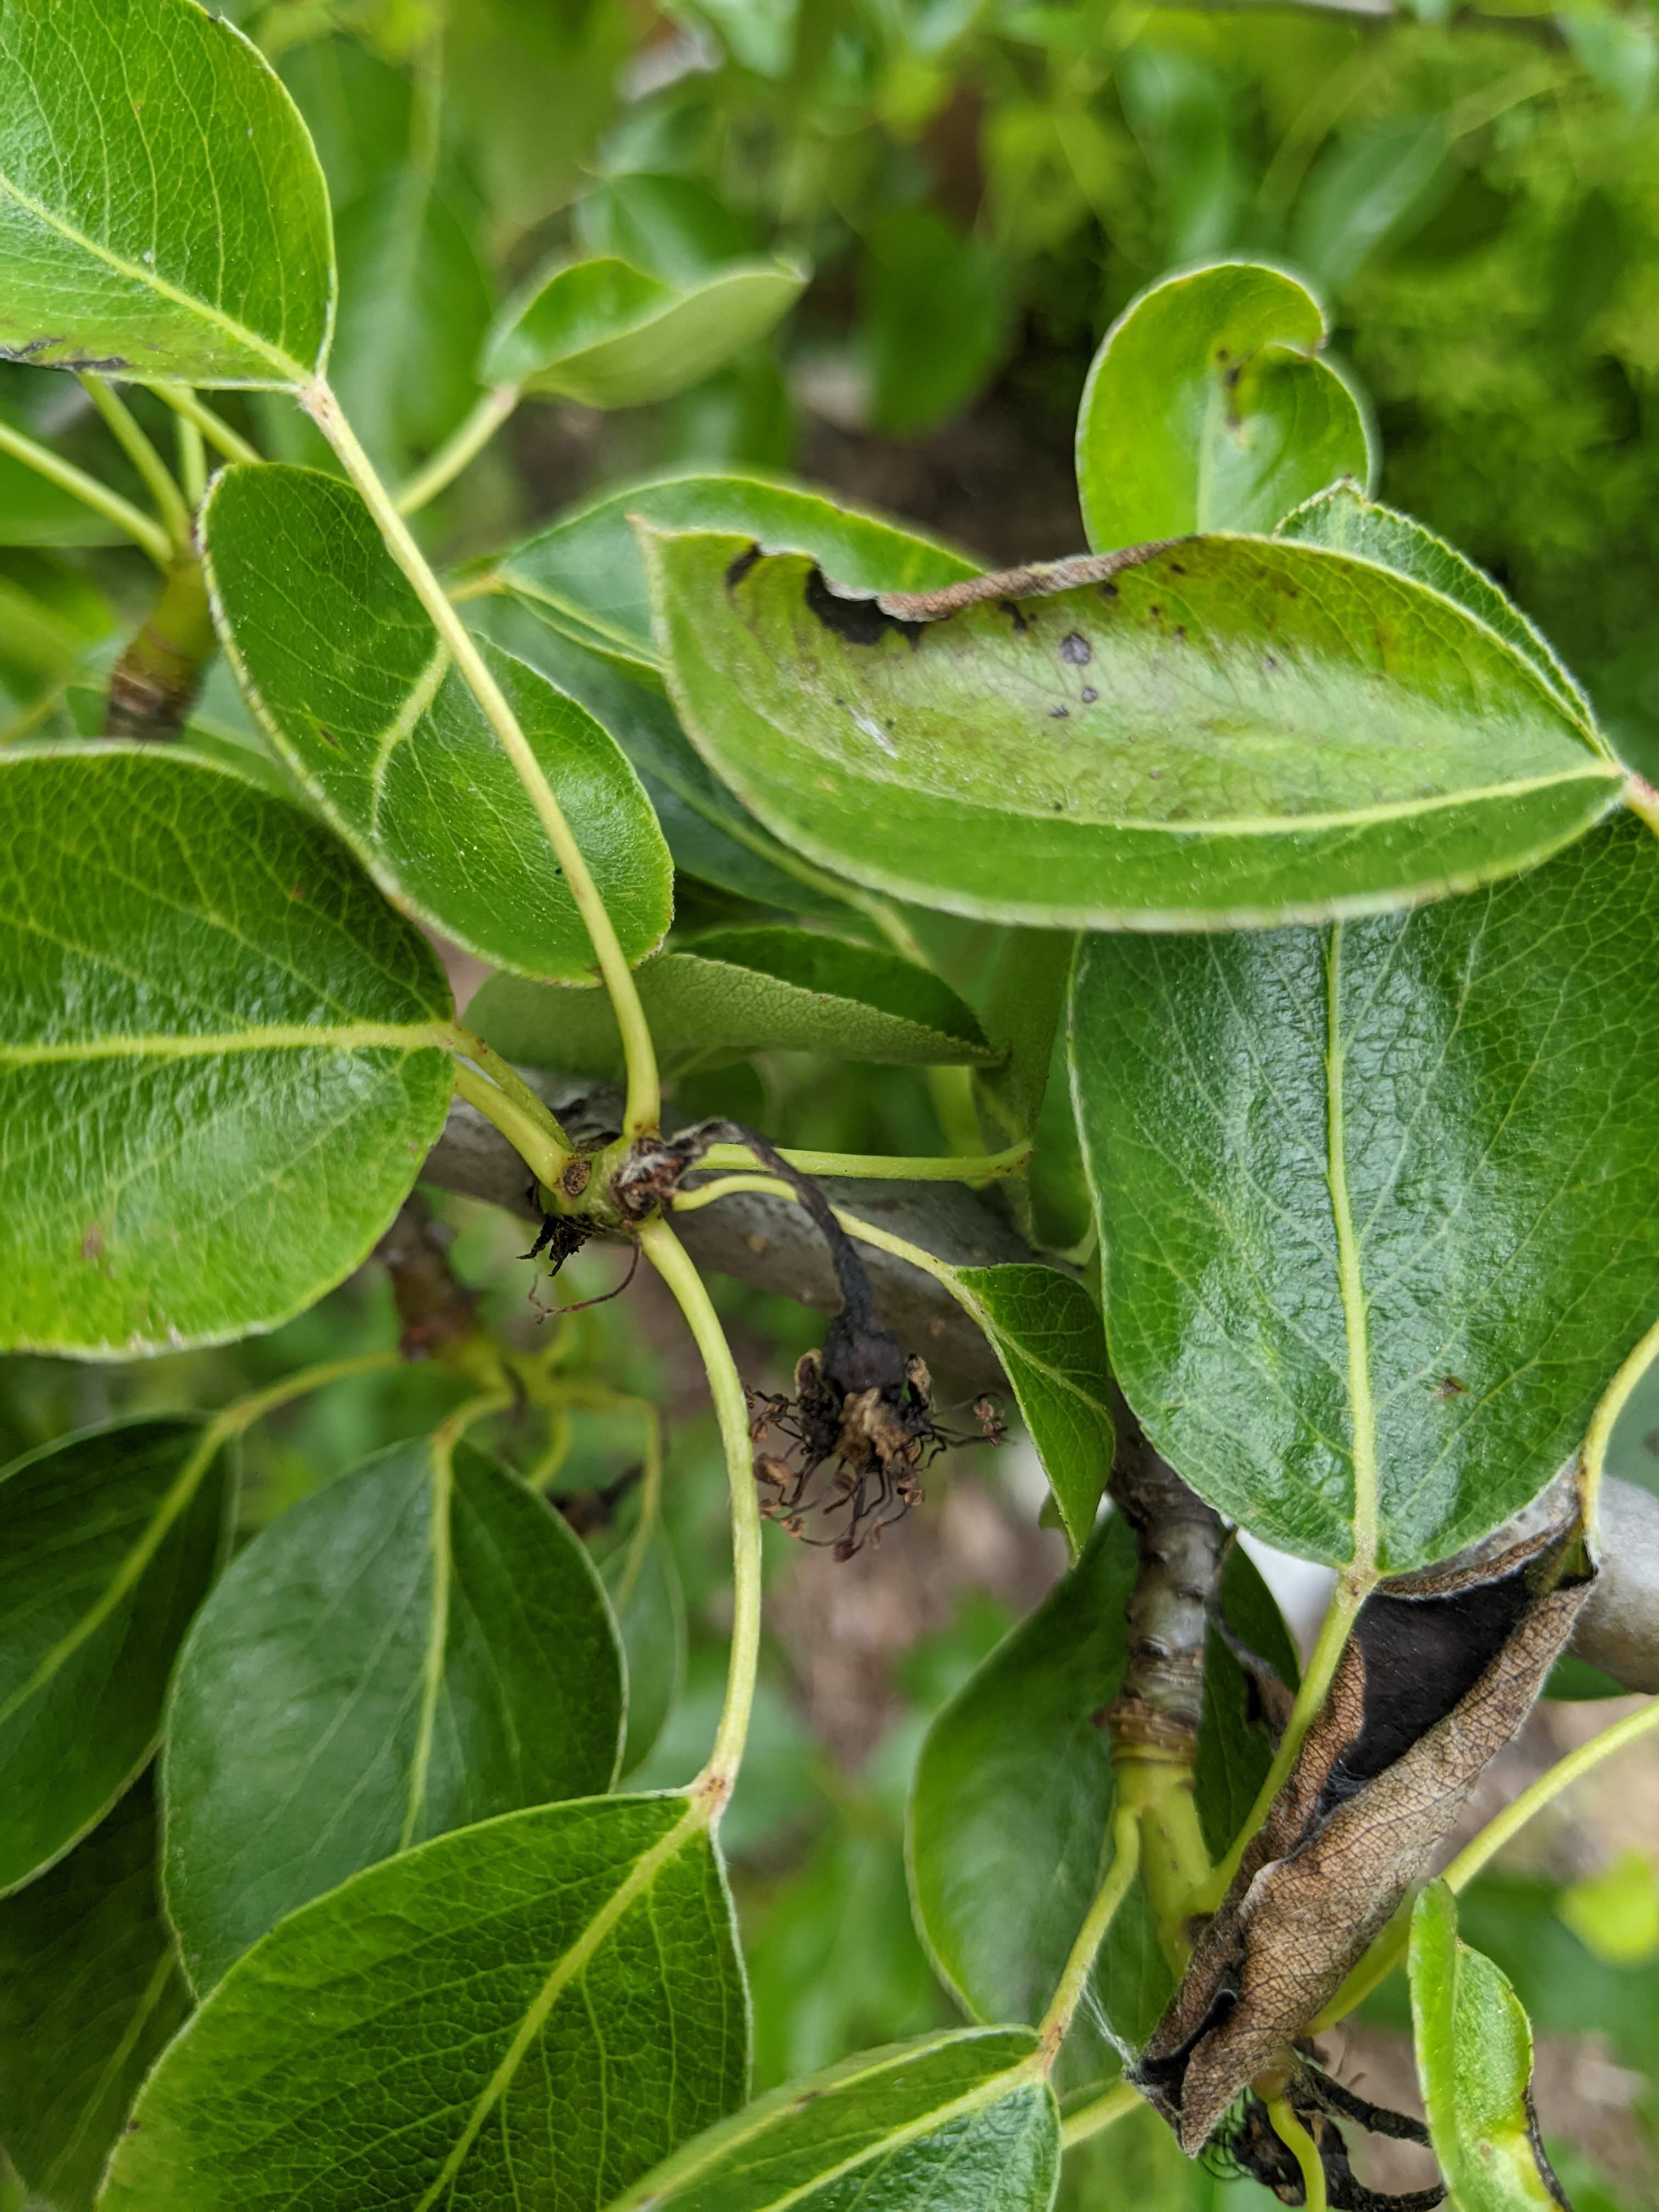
xmin=1410 ymin=1881 xmax=1570 ymax=2208
xmin=0 ymin=0 xmax=333 ymax=386
xmin=327 ymin=170 xmax=494 ymax=478
xmin=951 ymin=1266 xmax=1112 ymax=1555
xmin=0 ymin=1779 xmax=190 ymax=2212
xmin=162 ymin=1436 xmax=624 ymax=1992
xmin=482 ymin=254 xmax=806 ymax=411
xmin=1292 ymin=119 xmax=1454 ymax=290
xmin=601 ymin=1524 xmax=686 ymax=1778
xmin=863 ymin=211 xmax=1012 ymax=438
xmin=467 ymin=927 xmax=992 ymax=1082
xmin=483 ymin=603 xmax=859 ymax=919
xmin=1075 ymin=262 xmax=1374 ymax=552
xmin=575 ymin=173 xmax=759 ymax=287
xmin=1073 ymin=814 xmax=1659 ymax=1572
xmin=1560 ymin=0 xmax=1658 ymax=115
xmin=1277 ymin=480 xmax=1593 ymax=730
xmin=100 ymin=1795 xmax=747 ymax=2212
xmin=605 ymin=2029 xmax=1058 ymax=2211
xmin=497 ymin=469 xmax=978 ymax=688
xmin=642 ymin=523 xmax=1622 ymax=930
xmin=907 ymin=1517 xmax=1295 ymax=2085
xmin=201 ymin=464 xmax=673 ymax=983
xmin=0 ymin=1417 xmax=233 ymax=1897
xmin=0 ymin=748 xmax=454 ymax=1357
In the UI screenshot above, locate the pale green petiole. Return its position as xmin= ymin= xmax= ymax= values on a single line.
xmin=0 ymin=415 xmax=171 ymax=568
xmin=303 ymin=377 xmax=664 ymax=1138
xmin=638 ymin=1220 xmax=762 ymax=1812
xmin=396 ymin=383 xmax=521 ymax=516
xmin=79 ymin=374 xmax=194 ymax=555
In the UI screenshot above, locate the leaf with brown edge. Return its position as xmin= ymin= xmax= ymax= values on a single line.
xmin=1135 ymin=1510 xmax=1594 ymax=2157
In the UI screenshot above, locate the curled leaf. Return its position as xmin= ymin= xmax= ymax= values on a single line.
xmin=1136 ymin=1516 xmax=1594 ymax=2154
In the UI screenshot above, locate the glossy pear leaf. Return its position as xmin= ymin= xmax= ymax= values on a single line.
xmin=468 ymin=927 xmax=992 ymax=1083
xmin=1410 ymin=1881 xmax=1570 ymax=2208
xmin=0 ymin=1418 xmax=233 ymax=1896
xmin=0 ymin=0 xmax=333 ymax=386
xmin=481 ymin=253 xmax=806 ymax=410
xmin=1278 ymin=479 xmax=1594 ymax=730
xmin=163 ymin=1436 xmax=624 ymax=1991
xmin=202 ymin=464 xmax=672 ymax=982
xmin=101 ymin=1795 xmax=748 ymax=2212
xmin=1073 ymin=815 xmax=1659 ymax=1572
xmin=642 ymin=525 xmax=1621 ymax=930
xmin=1075 ymin=261 xmax=1374 ymax=552
xmin=0 ymin=1780 xmax=190 ymax=2212
xmin=951 ymin=1266 xmax=1113 ymax=1556
xmin=908 ymin=1516 xmax=1295 ymax=2085
xmin=497 ymin=469 xmax=978 ymax=686
xmin=0 ymin=748 xmax=454 ymax=1356
xmin=601 ymin=1523 xmax=686 ymax=1778
xmin=606 ymin=2029 xmax=1059 ymax=2211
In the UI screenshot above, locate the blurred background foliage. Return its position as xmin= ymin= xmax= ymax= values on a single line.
xmin=8 ymin=0 xmax=1659 ymax=2203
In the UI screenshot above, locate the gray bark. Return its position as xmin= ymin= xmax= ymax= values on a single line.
xmin=420 ymin=1072 xmax=1659 ymax=1694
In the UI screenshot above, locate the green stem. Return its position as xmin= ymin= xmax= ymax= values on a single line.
xmin=639 ymin=1217 xmax=762 ymax=1812
xmin=1037 ymin=1808 xmax=1141 ymax=2067
xmin=1627 ymin=775 xmax=1659 ymax=838
xmin=305 ymin=377 xmax=663 ymax=1137
xmin=148 ymin=383 xmax=261 ymax=467
xmin=1057 ymin=2081 xmax=1143 ymax=2149
xmin=447 ymin=1024 xmax=574 ymax=1156
xmin=0 ymin=416 xmax=171 ymax=568
xmin=104 ymin=556 xmax=218 ymax=740
xmin=1441 ymin=1690 xmax=1659 ymax=1897
xmin=696 ymin=1137 xmax=1030 ymax=1184
xmin=453 ymin=1062 xmax=571 ymax=1190
xmin=1583 ymin=1313 xmax=1659 ymax=1526
xmin=176 ymin=411 xmax=207 ymax=506
xmin=928 ymin=1064 xmax=984 ymax=1159
xmin=79 ymin=375 xmax=193 ymax=555
xmin=210 ymin=1349 xmax=403 ymax=1446
xmin=616 ymin=1402 xmax=664 ymax=1612
xmin=1194 ymin=1570 xmax=1370 ymax=1913
xmin=1265 ymin=2098 xmax=1327 ymax=2212
xmin=396 ymin=383 xmax=521 ymax=516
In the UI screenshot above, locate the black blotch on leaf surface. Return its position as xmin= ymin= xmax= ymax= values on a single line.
xmin=1060 ymin=631 xmax=1092 ymax=665
xmin=804 ymin=566 xmax=927 ymax=648
xmin=1000 ymin=598 xmax=1031 ymax=634
xmin=724 ymin=544 xmax=761 ymax=590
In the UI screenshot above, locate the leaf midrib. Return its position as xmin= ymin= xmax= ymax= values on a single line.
xmin=1324 ymin=926 xmax=1378 ymax=1570
xmin=0 ymin=168 xmax=309 ymax=384
xmin=622 ymin=2057 xmax=1043 ymax=2211
xmin=0 ymin=1428 xmax=221 ymax=1732
xmin=399 ymin=1439 xmax=455 ymax=1852
xmin=409 ymin=1797 xmax=709 ymax=2212
xmin=1 ymin=1022 xmax=450 ymax=1065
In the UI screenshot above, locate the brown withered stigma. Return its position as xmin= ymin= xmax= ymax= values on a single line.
xmin=1135 ymin=1509 xmax=1595 ymax=2163
xmin=627 ymin=1118 xmax=976 ymax=1560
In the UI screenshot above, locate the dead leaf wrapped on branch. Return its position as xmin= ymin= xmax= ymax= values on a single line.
xmin=1136 ymin=1512 xmax=1596 ymax=2159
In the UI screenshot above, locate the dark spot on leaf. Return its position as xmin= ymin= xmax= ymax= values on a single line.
xmin=317 ymin=725 xmax=339 ymax=748
xmin=1149 ymin=605 xmax=1163 ymax=618
xmin=1264 ymin=653 xmax=1279 ymax=671
xmin=1170 ymin=561 xmax=1187 ymax=575
xmin=290 ymin=883 xmax=306 ymax=901
xmin=1173 ymin=625 xmax=1186 ymax=640
xmin=81 ymin=1223 xmax=104 ymax=1261
xmin=1081 ymin=685 xmax=1098 ymax=703
xmin=805 ymin=566 xmax=927 ymax=647
xmin=1100 ymin=581 xmax=1119 ymax=600
xmin=1224 ymin=364 xmax=1242 ymax=390
xmin=1049 ymin=704 xmax=1069 ymax=719
xmin=1434 ymin=1374 xmax=1466 ymax=1400
xmin=724 ymin=544 xmax=761 ymax=590
xmin=1059 ymin=631 xmax=1091 ymax=665
xmin=1000 ymin=597 xmax=1030 ymax=634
